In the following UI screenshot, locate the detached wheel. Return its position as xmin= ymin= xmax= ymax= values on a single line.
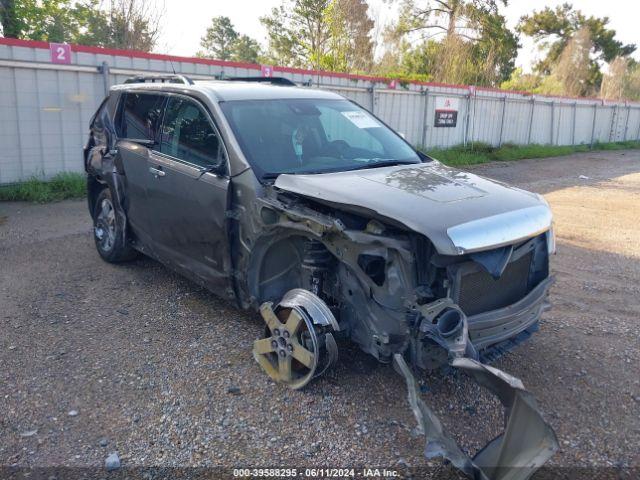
xmin=253 ymin=302 xmax=320 ymax=390
xmin=93 ymin=188 xmax=136 ymax=263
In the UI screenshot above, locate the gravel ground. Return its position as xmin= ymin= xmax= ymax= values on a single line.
xmin=1 ymin=149 xmax=639 ymax=475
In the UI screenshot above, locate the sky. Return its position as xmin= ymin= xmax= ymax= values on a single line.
xmin=156 ymin=0 xmax=640 ymax=71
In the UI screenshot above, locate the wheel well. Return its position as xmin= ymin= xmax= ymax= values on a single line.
xmin=249 ymin=235 xmax=307 ymax=304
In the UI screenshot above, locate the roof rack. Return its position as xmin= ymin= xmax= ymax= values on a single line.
xmin=124 ymin=74 xmax=194 ymax=85
xmin=226 ymin=76 xmax=296 ymax=86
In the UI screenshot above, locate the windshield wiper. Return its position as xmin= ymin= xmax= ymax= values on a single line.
xmin=342 ymin=159 xmax=419 ymax=172
xmin=261 ymin=160 xmax=418 ymax=180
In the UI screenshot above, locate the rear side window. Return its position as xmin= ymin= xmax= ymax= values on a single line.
xmin=159 ymin=97 xmax=222 ymax=168
xmin=117 ymin=92 xmax=165 ymax=141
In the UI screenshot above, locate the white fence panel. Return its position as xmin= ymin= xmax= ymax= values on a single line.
xmin=425 ymin=93 xmax=469 ymax=147
xmin=1 ymin=38 xmax=640 ymax=184
xmin=627 ymin=108 xmax=640 ymax=141
xmin=323 ymin=86 xmax=373 ymax=111
xmin=374 ymin=90 xmax=424 ymax=145
xmin=501 ymin=99 xmax=531 ymax=145
xmin=574 ymin=105 xmax=595 ymax=145
xmin=528 ymin=102 xmax=552 ymax=145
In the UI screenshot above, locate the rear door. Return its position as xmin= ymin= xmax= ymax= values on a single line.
xmin=115 ymin=91 xmax=166 ymax=239
xmin=145 ymin=94 xmax=230 ymax=293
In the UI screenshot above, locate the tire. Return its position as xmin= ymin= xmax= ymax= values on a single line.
xmin=93 ymin=188 xmax=137 ymax=263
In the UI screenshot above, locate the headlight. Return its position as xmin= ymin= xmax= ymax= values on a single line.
xmin=534 ymin=194 xmax=555 ymax=254
xmin=547 ymin=223 xmax=556 ymax=255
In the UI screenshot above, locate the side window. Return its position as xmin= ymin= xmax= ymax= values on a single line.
xmin=117 ymin=92 xmax=164 ymax=141
xmin=160 ymin=97 xmax=222 ymax=168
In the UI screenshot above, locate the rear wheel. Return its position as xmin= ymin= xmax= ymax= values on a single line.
xmin=93 ymin=188 xmax=137 ymax=263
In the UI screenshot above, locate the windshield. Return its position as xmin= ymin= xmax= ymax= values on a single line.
xmin=219 ymin=98 xmax=422 ymax=180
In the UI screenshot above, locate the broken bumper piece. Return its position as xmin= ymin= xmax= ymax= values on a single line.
xmin=394 ymin=354 xmax=558 ymax=480
xmin=396 ymin=297 xmax=557 ymax=479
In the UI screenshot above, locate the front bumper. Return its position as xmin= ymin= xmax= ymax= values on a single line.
xmin=467 ymin=276 xmax=554 ymax=350
xmin=399 ymin=283 xmax=558 ymax=479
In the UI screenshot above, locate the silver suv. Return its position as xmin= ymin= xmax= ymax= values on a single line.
xmin=84 ymin=75 xmax=558 ymax=477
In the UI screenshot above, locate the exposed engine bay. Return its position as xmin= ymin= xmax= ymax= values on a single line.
xmin=228 ymin=171 xmax=558 ymax=479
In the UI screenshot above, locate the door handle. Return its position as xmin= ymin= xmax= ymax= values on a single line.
xmin=149 ymin=166 xmax=166 ymax=178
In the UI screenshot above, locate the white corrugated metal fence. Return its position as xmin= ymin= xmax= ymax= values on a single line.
xmin=1 ymin=39 xmax=639 ymax=184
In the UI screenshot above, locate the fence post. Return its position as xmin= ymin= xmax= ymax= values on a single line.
xmin=527 ymin=97 xmax=535 ymax=144
xmin=550 ymin=102 xmax=555 ymax=145
xmin=623 ymin=103 xmax=631 ymax=141
xmin=571 ymin=102 xmax=577 ymax=145
xmin=469 ymin=91 xmax=477 ymax=147
xmin=421 ymin=89 xmax=430 ymax=149
xmin=609 ymin=104 xmax=616 ymax=142
xmin=498 ymin=95 xmax=507 ymax=147
xmin=637 ymin=108 xmax=640 ymax=140
xmin=463 ymin=93 xmax=471 ymax=147
xmin=99 ymin=61 xmax=110 ymax=97
xmin=369 ymin=84 xmax=376 ymax=115
xmin=590 ymin=102 xmax=598 ymax=148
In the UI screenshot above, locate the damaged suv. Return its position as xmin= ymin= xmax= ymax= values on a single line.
xmin=85 ymin=75 xmax=558 ymax=478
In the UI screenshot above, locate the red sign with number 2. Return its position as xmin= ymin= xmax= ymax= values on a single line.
xmin=50 ymin=43 xmax=71 ymax=64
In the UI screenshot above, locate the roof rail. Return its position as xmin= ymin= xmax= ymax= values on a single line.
xmin=226 ymin=76 xmax=296 ymax=86
xmin=123 ymin=74 xmax=194 ymax=85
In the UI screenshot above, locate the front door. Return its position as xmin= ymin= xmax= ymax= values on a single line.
xmin=145 ymin=95 xmax=230 ymax=295
xmin=115 ymin=92 xmax=166 ymax=237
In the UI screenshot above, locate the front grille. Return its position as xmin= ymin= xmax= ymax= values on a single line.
xmin=457 ymin=252 xmax=532 ymax=316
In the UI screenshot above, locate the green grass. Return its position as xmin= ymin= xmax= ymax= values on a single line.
xmin=0 ymin=172 xmax=86 ymax=203
xmin=423 ymin=140 xmax=640 ymax=167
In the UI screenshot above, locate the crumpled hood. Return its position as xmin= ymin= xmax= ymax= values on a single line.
xmin=274 ymin=161 xmax=552 ymax=255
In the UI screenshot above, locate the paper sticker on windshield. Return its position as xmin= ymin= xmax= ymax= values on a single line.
xmin=341 ymin=110 xmax=381 ymax=129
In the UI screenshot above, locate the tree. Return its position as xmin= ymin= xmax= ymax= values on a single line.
xmin=624 ymin=62 xmax=640 ymax=101
xmin=600 ymin=57 xmax=640 ymax=101
xmin=0 ymin=0 xmax=162 ymax=51
xmin=76 ymin=0 xmax=162 ymax=51
xmin=518 ymin=3 xmax=636 ymax=78
xmin=536 ymin=27 xmax=594 ymax=97
xmin=500 ymin=67 xmax=541 ymax=92
xmin=261 ymin=0 xmax=330 ymax=69
xmin=600 ymin=56 xmax=628 ymax=100
xmin=471 ymin=9 xmax=518 ymax=84
xmin=1 ymin=0 xmax=95 ymax=42
xmin=395 ymin=0 xmax=506 ymax=41
xmin=0 ymin=0 xmax=23 ymax=38
xmin=230 ymin=34 xmax=261 ymax=63
xmin=260 ymin=0 xmax=374 ymax=72
xmin=199 ymin=16 xmax=238 ymax=61
xmin=322 ymin=0 xmax=374 ymax=72
xmin=389 ymin=0 xmax=518 ymax=86
xmin=198 ymin=17 xmax=261 ymax=63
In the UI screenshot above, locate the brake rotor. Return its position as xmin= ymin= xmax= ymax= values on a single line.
xmin=253 ymin=302 xmax=319 ymax=390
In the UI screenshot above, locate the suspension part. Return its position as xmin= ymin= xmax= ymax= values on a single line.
xmin=301 ymin=239 xmax=333 ymax=297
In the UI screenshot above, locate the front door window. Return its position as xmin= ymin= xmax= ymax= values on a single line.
xmin=160 ymin=97 xmax=223 ymax=169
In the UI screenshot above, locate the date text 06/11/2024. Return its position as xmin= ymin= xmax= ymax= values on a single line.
xmin=232 ymin=468 xmax=400 ymax=478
